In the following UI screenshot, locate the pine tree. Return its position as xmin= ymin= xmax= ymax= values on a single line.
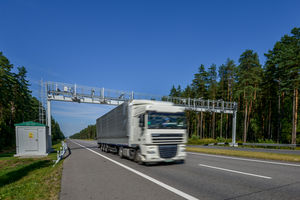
xmin=207 ymin=64 xmax=217 ymax=138
xmin=236 ymin=50 xmax=262 ymax=142
xmin=192 ymin=64 xmax=208 ymax=98
xmin=265 ymin=28 xmax=300 ymax=144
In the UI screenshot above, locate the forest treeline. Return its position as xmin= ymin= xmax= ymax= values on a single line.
xmin=70 ymin=125 xmax=96 ymax=139
xmin=0 ymin=52 xmax=65 ymax=151
xmin=170 ymin=27 xmax=299 ymax=144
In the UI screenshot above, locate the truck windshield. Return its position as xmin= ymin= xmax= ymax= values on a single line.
xmin=147 ymin=112 xmax=187 ymax=129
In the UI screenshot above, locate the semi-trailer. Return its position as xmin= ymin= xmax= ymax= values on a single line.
xmin=96 ymin=100 xmax=187 ymax=164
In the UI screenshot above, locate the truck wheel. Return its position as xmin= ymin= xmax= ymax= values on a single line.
xmin=134 ymin=149 xmax=143 ymax=165
xmin=118 ymin=147 xmax=124 ymax=158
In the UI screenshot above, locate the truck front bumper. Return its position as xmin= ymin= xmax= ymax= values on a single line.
xmin=141 ymin=144 xmax=186 ymax=163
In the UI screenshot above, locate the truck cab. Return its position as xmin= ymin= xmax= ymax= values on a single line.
xmin=130 ymin=101 xmax=187 ymax=163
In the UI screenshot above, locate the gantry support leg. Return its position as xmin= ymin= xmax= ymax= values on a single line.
xmin=231 ymin=110 xmax=238 ymax=147
xmin=47 ymin=99 xmax=52 ymax=148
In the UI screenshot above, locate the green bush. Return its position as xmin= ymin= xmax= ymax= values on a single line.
xmin=188 ymin=137 xmax=216 ymax=145
xmin=188 ymin=136 xmax=234 ymax=145
xmin=190 ymin=135 xmax=199 ymax=140
xmin=216 ymin=137 xmax=226 ymax=143
xmin=257 ymin=139 xmax=275 ymax=143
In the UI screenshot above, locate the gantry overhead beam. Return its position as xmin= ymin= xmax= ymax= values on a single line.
xmin=42 ymin=81 xmax=238 ymax=146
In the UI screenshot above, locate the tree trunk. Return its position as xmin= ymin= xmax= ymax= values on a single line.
xmin=292 ymin=88 xmax=298 ymax=144
xmin=262 ymin=115 xmax=265 ymax=139
xmin=243 ymin=101 xmax=248 ymax=143
xmin=246 ymin=99 xmax=253 ymax=138
xmin=268 ymin=101 xmax=272 ymax=139
xmin=277 ymin=93 xmax=281 ymax=143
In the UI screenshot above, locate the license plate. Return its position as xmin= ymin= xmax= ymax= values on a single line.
xmin=164 ymin=159 xmax=173 ymax=162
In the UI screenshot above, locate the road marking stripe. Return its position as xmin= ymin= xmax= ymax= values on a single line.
xmin=188 ymin=152 xmax=300 ymax=167
xmin=70 ymin=140 xmax=199 ymax=200
xmin=198 ymin=164 xmax=272 ymax=179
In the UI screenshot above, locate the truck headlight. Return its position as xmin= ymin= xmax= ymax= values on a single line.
xmin=180 ymin=146 xmax=186 ymax=152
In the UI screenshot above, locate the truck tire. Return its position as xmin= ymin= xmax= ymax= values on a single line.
xmin=134 ymin=149 xmax=143 ymax=165
xmin=118 ymin=147 xmax=124 ymax=158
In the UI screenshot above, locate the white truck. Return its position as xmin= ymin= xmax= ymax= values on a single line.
xmin=96 ymin=100 xmax=187 ymax=164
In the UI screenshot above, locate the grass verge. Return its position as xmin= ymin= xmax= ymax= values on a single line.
xmin=186 ymin=147 xmax=300 ymax=163
xmin=0 ymin=143 xmax=64 ymax=200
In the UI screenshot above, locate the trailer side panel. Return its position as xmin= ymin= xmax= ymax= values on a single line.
xmin=96 ymin=102 xmax=129 ymax=145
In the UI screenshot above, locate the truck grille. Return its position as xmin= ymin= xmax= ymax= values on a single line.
xmin=159 ymin=145 xmax=177 ymax=158
xmin=152 ymin=133 xmax=184 ymax=144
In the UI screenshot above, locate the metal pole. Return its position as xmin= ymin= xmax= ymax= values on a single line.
xmin=47 ymin=100 xmax=51 ymax=136
xmin=101 ymin=88 xmax=105 ymax=102
xmin=207 ymin=99 xmax=209 ymax=110
xmin=231 ymin=106 xmax=237 ymax=147
xmin=44 ymin=81 xmax=47 ymax=124
xmin=74 ymin=84 xmax=77 ymax=96
xmin=47 ymin=99 xmax=52 ymax=149
xmin=39 ymin=79 xmax=42 ymax=124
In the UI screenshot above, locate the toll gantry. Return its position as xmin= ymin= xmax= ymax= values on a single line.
xmin=41 ymin=81 xmax=238 ymax=146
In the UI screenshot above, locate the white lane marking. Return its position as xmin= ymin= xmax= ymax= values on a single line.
xmin=70 ymin=140 xmax=199 ymax=200
xmin=188 ymin=152 xmax=300 ymax=167
xmin=198 ymin=164 xmax=272 ymax=179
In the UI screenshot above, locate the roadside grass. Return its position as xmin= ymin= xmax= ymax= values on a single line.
xmin=186 ymin=147 xmax=300 ymax=163
xmin=188 ymin=137 xmax=300 ymax=150
xmin=0 ymin=143 xmax=64 ymax=200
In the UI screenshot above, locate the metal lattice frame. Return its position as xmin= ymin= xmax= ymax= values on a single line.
xmin=42 ymin=81 xmax=238 ymax=146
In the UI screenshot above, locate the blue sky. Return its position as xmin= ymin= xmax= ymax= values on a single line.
xmin=1 ymin=0 xmax=300 ymax=136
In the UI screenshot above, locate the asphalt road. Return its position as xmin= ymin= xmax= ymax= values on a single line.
xmin=188 ymin=145 xmax=300 ymax=155
xmin=60 ymin=139 xmax=300 ymax=200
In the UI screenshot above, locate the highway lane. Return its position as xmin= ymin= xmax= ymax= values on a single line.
xmin=60 ymin=139 xmax=184 ymax=200
xmin=61 ymin=139 xmax=300 ymax=200
xmin=188 ymin=145 xmax=300 ymax=155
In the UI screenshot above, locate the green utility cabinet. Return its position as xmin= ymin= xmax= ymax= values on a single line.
xmin=15 ymin=121 xmax=50 ymax=157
